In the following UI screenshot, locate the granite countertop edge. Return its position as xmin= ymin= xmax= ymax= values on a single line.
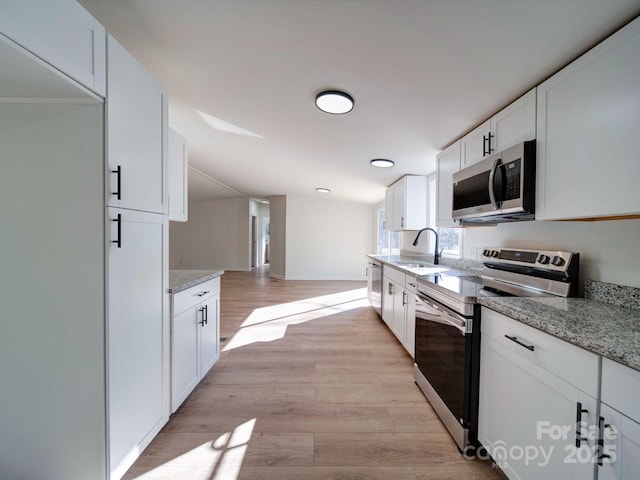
xmin=478 ymin=296 xmax=640 ymax=372
xmin=169 ymin=269 xmax=225 ymax=294
xmin=367 ymin=253 xmax=482 ymax=277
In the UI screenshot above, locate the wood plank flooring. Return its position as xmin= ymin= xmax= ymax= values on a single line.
xmin=124 ymin=267 xmax=503 ymax=479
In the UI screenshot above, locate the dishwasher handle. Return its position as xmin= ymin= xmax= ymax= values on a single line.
xmin=415 ymin=292 xmax=470 ymax=335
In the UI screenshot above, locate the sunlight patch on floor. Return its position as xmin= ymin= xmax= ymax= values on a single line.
xmin=224 ymin=288 xmax=368 ymax=351
xmin=132 ymin=419 xmax=256 ymax=480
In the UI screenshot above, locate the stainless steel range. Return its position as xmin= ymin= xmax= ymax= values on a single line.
xmin=413 ymin=247 xmax=580 ymax=452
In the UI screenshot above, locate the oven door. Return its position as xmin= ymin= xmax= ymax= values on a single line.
xmin=414 ymin=291 xmax=472 ymax=431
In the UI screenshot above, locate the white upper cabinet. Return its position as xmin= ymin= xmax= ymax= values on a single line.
xmin=461 ymin=120 xmax=491 ymax=168
xmin=436 ymin=141 xmax=461 ymax=227
xmin=0 ymin=0 xmax=106 ymax=96
xmin=385 ymin=175 xmax=428 ymax=231
xmin=169 ymin=128 xmax=189 ymax=222
xmin=107 ymin=35 xmax=168 ymax=215
xmin=536 ymin=17 xmax=640 ymax=220
xmin=461 ymin=89 xmax=536 ymax=168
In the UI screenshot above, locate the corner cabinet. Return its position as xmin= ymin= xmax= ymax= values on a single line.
xmin=169 ymin=128 xmax=189 ymax=222
xmin=536 ymin=17 xmax=640 ymax=220
xmin=171 ymin=278 xmax=221 ymax=412
xmin=107 ymin=35 xmax=168 ymax=215
xmin=436 ymin=141 xmax=460 ymax=227
xmin=479 ymin=307 xmax=599 ymax=480
xmin=385 ymin=175 xmax=428 ymax=231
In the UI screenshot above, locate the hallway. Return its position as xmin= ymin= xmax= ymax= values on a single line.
xmin=124 ymin=268 xmax=500 ymax=479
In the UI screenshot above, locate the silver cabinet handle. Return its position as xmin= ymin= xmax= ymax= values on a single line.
xmin=196 ymin=290 xmax=210 ymax=297
xmin=388 ymin=282 xmax=393 ymax=295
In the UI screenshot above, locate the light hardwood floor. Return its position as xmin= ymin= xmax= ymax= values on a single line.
xmin=124 ymin=267 xmax=503 ymax=479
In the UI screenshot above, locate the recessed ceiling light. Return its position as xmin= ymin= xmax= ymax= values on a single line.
xmin=316 ymin=188 xmax=331 ymax=193
xmin=315 ymin=90 xmax=354 ymax=114
xmin=370 ymin=158 xmax=395 ymax=168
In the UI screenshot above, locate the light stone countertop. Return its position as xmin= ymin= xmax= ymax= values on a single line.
xmin=478 ymin=295 xmax=640 ymax=372
xmin=169 ymin=269 xmax=225 ymax=294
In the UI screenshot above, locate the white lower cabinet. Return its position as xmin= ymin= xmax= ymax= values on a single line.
xmin=381 ymin=266 xmax=416 ymax=358
xmin=598 ymin=359 xmax=640 ymax=480
xmin=479 ymin=307 xmax=599 ymax=480
xmin=107 ymin=208 xmax=169 ymax=479
xmin=171 ymin=278 xmax=221 ymax=412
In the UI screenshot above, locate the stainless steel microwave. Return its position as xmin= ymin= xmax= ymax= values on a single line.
xmin=452 ymin=140 xmax=535 ymax=225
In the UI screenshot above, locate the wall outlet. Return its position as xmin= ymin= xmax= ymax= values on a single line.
xmin=464 ymin=246 xmax=479 ymax=261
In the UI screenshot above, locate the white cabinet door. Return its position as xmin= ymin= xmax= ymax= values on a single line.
xmin=404 ymin=281 xmax=417 ymax=358
xmin=384 ymin=181 xmax=401 ymax=231
xmin=171 ymin=305 xmax=200 ymax=412
xmin=436 ymin=141 xmax=461 ymax=227
xmin=598 ymin=403 xmax=640 ymax=480
xmin=536 ymin=17 xmax=640 ymax=220
xmin=461 ymin=120 xmax=491 ymax=168
xmin=479 ymin=332 xmax=597 ymax=480
xmin=0 ymin=0 xmax=106 ymax=96
xmin=107 ymin=208 xmax=169 ymax=478
xmin=107 ymin=35 xmax=168 ymax=215
xmin=169 ymin=128 xmax=188 ymax=222
xmin=200 ymin=293 xmax=220 ymax=376
xmin=381 ymin=275 xmax=395 ymax=329
xmin=385 ymin=176 xmax=427 ymax=231
xmin=491 ymin=88 xmax=536 ymax=152
xmin=390 ymin=283 xmax=406 ymax=343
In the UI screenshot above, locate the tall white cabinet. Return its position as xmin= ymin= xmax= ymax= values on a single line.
xmin=106 ymin=34 xmax=170 ymax=479
xmin=0 ymin=5 xmax=169 ymax=479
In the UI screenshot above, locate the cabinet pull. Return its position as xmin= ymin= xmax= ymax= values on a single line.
xmin=204 ymin=304 xmax=208 ymax=325
xmin=199 ymin=306 xmax=206 ymax=326
xmin=402 ymin=291 xmax=407 ymax=306
xmin=597 ymin=416 xmax=612 ymax=466
xmin=401 ymin=216 xmax=405 ymax=228
xmin=409 ymin=282 xmax=416 ymax=288
xmin=504 ymin=334 xmax=535 ymax=351
xmin=111 ymin=165 xmax=122 ymax=200
xmin=575 ymin=402 xmax=589 ymax=447
xmin=488 ymin=132 xmax=494 ymax=154
xmin=388 ymin=282 xmax=393 ymax=295
xmin=112 ymin=213 xmax=122 ymax=248
xmin=196 ymin=290 xmax=210 ymax=297
xmin=483 ymin=134 xmax=488 ymax=156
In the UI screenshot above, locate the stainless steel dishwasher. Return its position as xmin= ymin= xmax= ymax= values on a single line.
xmin=367 ymin=259 xmax=382 ymax=315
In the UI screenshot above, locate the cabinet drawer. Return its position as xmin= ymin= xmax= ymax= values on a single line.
xmin=481 ymin=307 xmax=599 ymax=396
xmin=602 ymin=358 xmax=640 ymax=423
xmin=172 ymin=278 xmax=219 ymax=316
xmin=383 ymin=265 xmax=405 ymax=286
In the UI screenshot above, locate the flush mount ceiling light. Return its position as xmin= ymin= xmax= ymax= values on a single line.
xmin=316 ymin=187 xmax=331 ymax=193
xmin=315 ymin=90 xmax=354 ymax=114
xmin=370 ymin=158 xmax=395 ymax=168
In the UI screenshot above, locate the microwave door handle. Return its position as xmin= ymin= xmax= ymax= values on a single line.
xmin=488 ymin=157 xmax=501 ymax=210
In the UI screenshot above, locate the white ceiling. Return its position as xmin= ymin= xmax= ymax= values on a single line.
xmin=80 ymin=0 xmax=640 ymax=205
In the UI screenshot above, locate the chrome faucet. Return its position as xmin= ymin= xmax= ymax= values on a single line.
xmin=412 ymin=227 xmax=440 ymax=265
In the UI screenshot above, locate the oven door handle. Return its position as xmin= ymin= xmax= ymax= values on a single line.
xmin=416 ymin=293 xmax=469 ymax=335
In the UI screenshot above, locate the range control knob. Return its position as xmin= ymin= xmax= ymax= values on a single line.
xmin=490 ymin=250 xmax=499 ymax=258
xmin=551 ymin=256 xmax=566 ymax=267
xmin=538 ymin=254 xmax=551 ymax=265
xmin=482 ymin=249 xmax=491 ymax=257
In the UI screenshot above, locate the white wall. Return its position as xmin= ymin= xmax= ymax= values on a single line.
xmin=169 ymin=197 xmax=251 ymax=270
xmin=269 ymin=195 xmax=286 ymax=279
xmin=461 ymin=219 xmax=640 ymax=290
xmin=285 ymin=194 xmax=372 ymax=280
